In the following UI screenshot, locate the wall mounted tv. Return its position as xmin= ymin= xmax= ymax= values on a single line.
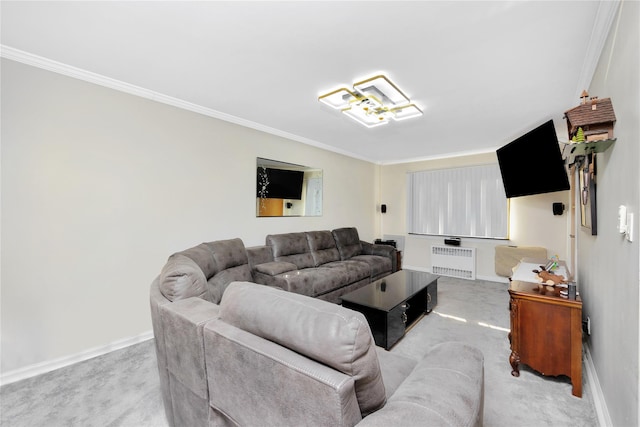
xmin=496 ymin=119 xmax=570 ymax=198
xmin=256 ymin=168 xmax=304 ymax=200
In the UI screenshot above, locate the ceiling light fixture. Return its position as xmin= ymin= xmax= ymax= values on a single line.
xmin=318 ymin=74 xmax=422 ymax=128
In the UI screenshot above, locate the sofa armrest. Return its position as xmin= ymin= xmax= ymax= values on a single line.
xmin=361 ymin=241 xmax=397 ymax=272
xmin=371 ymin=243 xmax=396 ymax=258
xmin=255 ymin=261 xmax=298 ymax=276
xmin=158 ymin=297 xmax=220 ymax=400
xmin=246 ymin=245 xmax=274 ymax=271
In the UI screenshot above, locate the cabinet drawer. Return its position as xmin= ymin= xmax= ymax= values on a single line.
xmin=386 ymin=303 xmax=406 ymax=349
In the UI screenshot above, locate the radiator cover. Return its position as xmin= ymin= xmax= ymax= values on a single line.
xmin=431 ymin=246 xmax=476 ymax=280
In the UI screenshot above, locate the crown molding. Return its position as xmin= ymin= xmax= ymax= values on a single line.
xmin=0 ymin=45 xmax=376 ymax=164
xmin=379 ymin=146 xmax=500 ymax=166
xmin=573 ymin=0 xmax=621 ymax=100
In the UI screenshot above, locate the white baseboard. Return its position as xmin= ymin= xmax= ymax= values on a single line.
xmin=402 ymin=265 xmax=430 ymax=273
xmin=476 ymin=274 xmax=510 ymax=283
xmin=0 ymin=330 xmax=154 ymax=386
xmin=583 ymin=343 xmax=612 ymax=427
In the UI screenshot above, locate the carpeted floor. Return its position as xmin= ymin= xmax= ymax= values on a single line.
xmin=392 ymin=277 xmax=598 ymax=427
xmin=0 ymin=276 xmax=598 ymax=426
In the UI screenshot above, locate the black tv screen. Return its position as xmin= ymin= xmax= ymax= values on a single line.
xmin=256 ymin=168 xmax=304 ymax=200
xmin=497 ymin=120 xmax=570 ymax=198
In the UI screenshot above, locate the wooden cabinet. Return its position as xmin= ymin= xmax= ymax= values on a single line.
xmin=508 ymin=280 xmax=583 ymax=397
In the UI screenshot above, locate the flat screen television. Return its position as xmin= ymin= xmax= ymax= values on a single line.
xmin=496 ymin=120 xmax=570 ymax=198
xmin=256 ymin=167 xmax=304 ymax=200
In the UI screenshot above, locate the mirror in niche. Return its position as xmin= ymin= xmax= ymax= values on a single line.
xmin=256 ymin=158 xmax=323 ymax=217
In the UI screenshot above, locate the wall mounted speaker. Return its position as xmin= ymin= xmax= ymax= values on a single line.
xmin=552 ymin=202 xmax=565 ymax=215
xmin=381 ymin=204 xmax=387 ymax=214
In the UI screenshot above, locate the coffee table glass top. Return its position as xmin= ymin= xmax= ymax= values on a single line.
xmin=341 ymin=270 xmax=438 ymax=312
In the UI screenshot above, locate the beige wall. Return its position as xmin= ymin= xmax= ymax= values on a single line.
xmin=0 ymin=59 xmax=378 ymax=373
xmin=2 ymin=56 xmax=571 ymax=376
xmin=576 ymin=1 xmax=640 ymax=425
xmin=379 ymin=152 xmax=570 ymax=280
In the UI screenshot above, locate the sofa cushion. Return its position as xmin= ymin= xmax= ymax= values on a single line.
xmin=351 ymin=255 xmax=392 ymax=278
xmin=374 ymin=348 xmax=418 ymax=400
xmin=266 ymin=232 xmax=315 ymax=269
xmin=204 ymin=319 xmax=363 ymax=427
xmin=359 ymin=342 xmax=485 ymax=427
xmin=278 ymin=267 xmax=354 ymax=298
xmin=220 ymin=281 xmax=387 ymax=416
xmin=159 ymin=255 xmax=208 ymax=302
xmin=206 ymin=238 xmax=248 ymax=271
xmin=208 ymin=265 xmax=253 ymax=304
xmin=306 ymin=230 xmax=341 ymax=266
xmin=332 ymin=227 xmax=364 ymax=260
xmin=254 ymin=261 xmax=298 ymax=276
xmin=321 ymin=260 xmax=371 ymax=284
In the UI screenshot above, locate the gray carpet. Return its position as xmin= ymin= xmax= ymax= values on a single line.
xmin=0 ymin=277 xmax=598 ymax=426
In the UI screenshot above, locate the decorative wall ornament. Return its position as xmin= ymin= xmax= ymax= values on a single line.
xmin=564 ymin=90 xmax=616 ymax=142
xmin=257 ymin=165 xmax=270 ymax=210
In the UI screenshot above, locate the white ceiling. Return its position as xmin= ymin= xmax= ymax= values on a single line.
xmin=1 ymin=1 xmax=619 ymax=164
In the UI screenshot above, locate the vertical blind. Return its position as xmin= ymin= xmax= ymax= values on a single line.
xmin=407 ymin=164 xmax=509 ymax=239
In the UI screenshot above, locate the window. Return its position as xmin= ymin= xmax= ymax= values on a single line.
xmin=407 ymin=164 xmax=508 ymax=239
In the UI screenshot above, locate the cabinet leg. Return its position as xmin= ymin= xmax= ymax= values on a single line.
xmin=571 ymin=379 xmax=582 ymax=398
xmin=509 ymin=351 xmax=520 ymax=377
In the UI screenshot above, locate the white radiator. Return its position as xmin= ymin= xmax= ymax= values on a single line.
xmin=431 ymin=246 xmax=476 ymax=280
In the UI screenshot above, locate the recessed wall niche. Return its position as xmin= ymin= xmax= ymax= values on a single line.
xmin=256 ymin=158 xmax=323 ymax=217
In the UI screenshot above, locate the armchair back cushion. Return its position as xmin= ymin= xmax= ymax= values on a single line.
xmin=332 ymin=227 xmax=364 ymax=260
xmin=220 ymin=282 xmax=387 ymax=416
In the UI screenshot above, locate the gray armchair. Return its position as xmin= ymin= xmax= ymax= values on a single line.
xmin=204 ymin=282 xmax=484 ymax=426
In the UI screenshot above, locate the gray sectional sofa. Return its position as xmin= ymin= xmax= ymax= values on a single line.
xmin=248 ymin=228 xmax=396 ymax=303
xmin=153 ymin=227 xmax=395 ymax=306
xmin=152 ymin=281 xmax=484 ymax=427
xmin=150 ymin=227 xmax=485 ymax=426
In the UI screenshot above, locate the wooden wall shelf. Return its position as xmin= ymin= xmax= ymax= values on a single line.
xmin=562 ymin=138 xmax=616 ymax=165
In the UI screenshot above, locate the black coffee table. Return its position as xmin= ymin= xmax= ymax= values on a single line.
xmin=341 ymin=270 xmax=438 ymax=350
